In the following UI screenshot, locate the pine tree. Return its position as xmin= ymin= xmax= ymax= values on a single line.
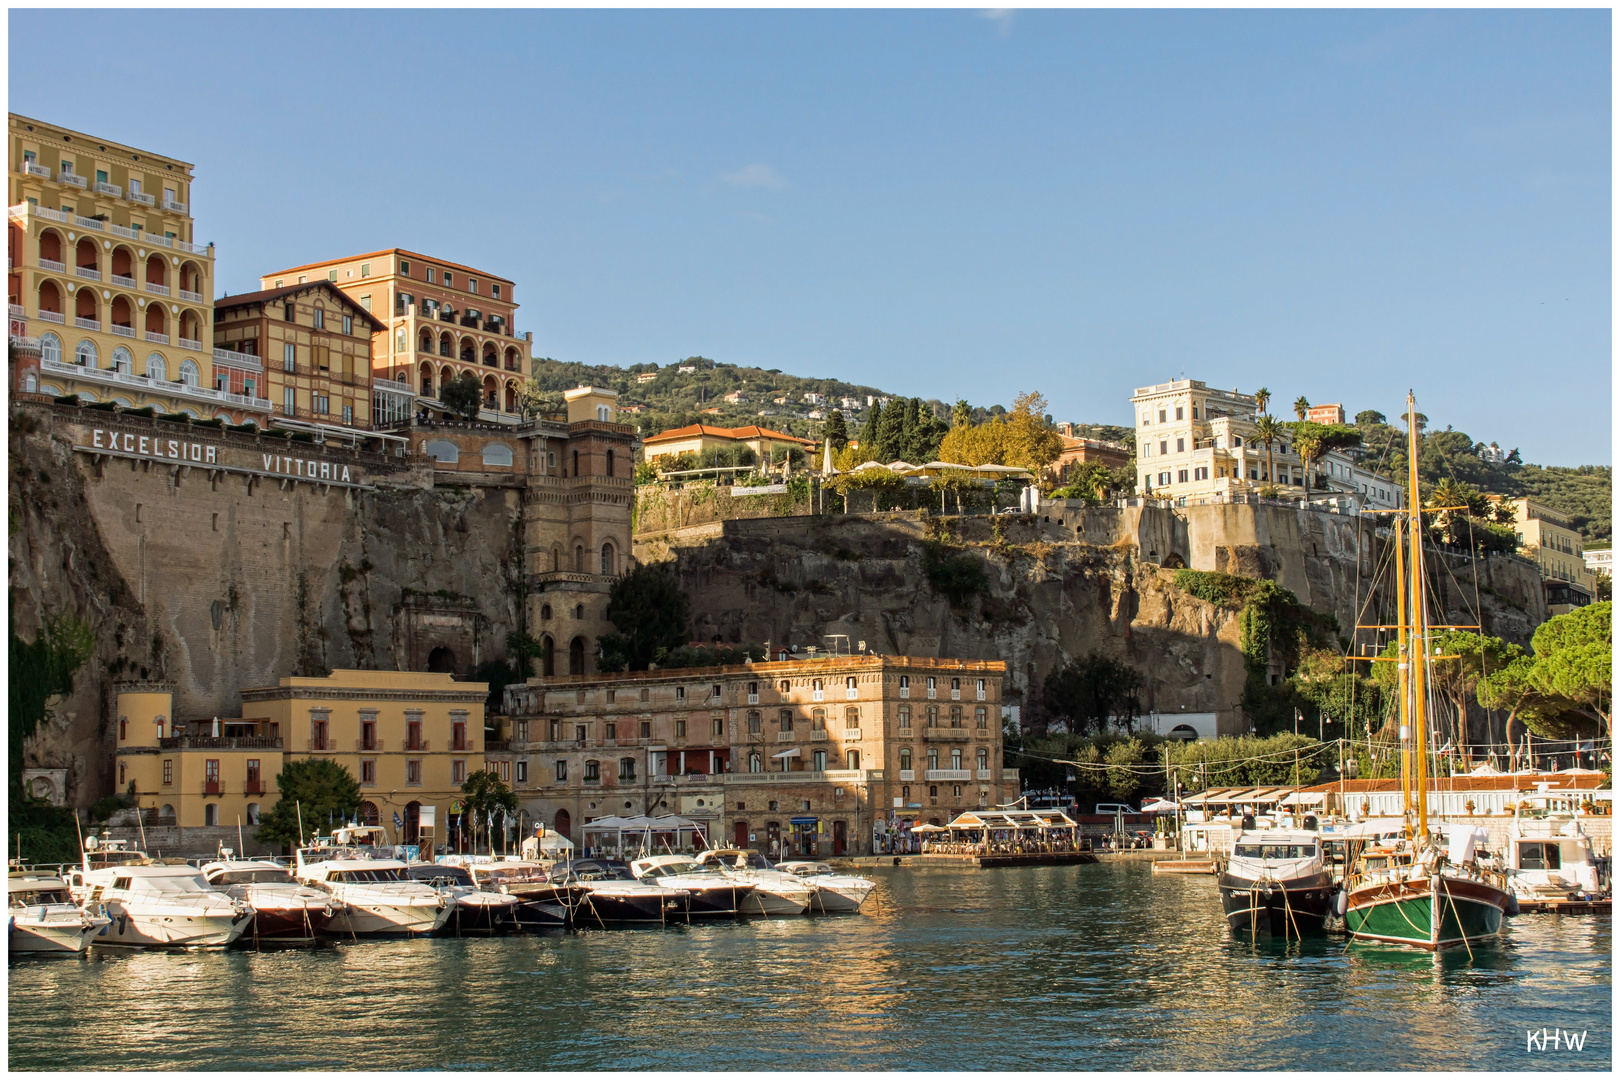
xmin=874 ymin=399 xmax=908 ymax=462
xmin=824 ymin=409 xmax=849 ymax=450
xmin=861 ymin=402 xmax=883 ymax=455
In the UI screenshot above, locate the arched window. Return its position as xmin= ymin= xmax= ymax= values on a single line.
xmin=749 ymin=752 xmax=763 ymax=773
xmin=900 ymin=747 xmax=912 ymax=771
xmin=812 ymin=708 xmax=825 ymax=730
xmin=575 ymin=545 xmax=585 ymax=571
xmin=111 ymin=346 xmax=133 ymax=375
xmin=950 ymin=706 xmax=962 ymax=728
xmin=145 ymin=354 xmax=168 ymax=382
xmin=357 ymin=801 xmax=379 ymax=826
xmin=606 ymin=448 xmax=615 ymax=476
xmin=119 ymin=718 xmax=128 ymax=741
xmin=778 ymin=710 xmax=793 ymax=732
xmin=424 ymin=440 xmax=460 ymax=463
xmin=927 ymin=748 xmax=939 ymax=770
xmin=481 ymin=443 xmax=513 ymax=467
xmin=951 ymin=748 xmax=963 ymax=770
xmin=540 ymin=603 xmax=552 ymax=620
xmin=38 ymin=332 xmax=61 ymax=364
xmin=24 ymin=372 xmax=36 ymax=394
xmin=158 ymin=804 xmax=176 ymax=823
xmin=75 ymin=338 xmax=98 ymax=367
xmin=977 ymin=748 xmax=989 ymax=771
xmin=573 ymin=449 xmax=580 ymax=476
xmin=926 ymin=706 xmax=938 ymax=728
xmin=569 ymin=636 xmax=586 ymax=675
xmin=600 ymin=542 xmax=615 ymax=576
xmin=846 ymin=749 xmax=860 ymax=770
xmin=976 ymin=707 xmax=988 ymax=729
xmin=177 ymin=359 xmax=199 ymax=386
xmin=246 ymin=803 xmax=261 ymax=825
xmin=540 ymin=635 xmax=555 ymax=678
xmin=898 ymin=705 xmax=911 ymax=728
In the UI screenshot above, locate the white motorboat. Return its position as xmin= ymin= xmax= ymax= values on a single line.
xmin=693 ymin=849 xmax=814 ymax=915
xmin=546 ymin=859 xmax=692 ymax=924
xmin=67 ymin=864 xmax=251 ymax=949
xmin=1218 ymin=830 xmax=1337 ymax=938
xmin=1505 ymin=812 xmax=1605 ymax=906
xmin=629 ymin=855 xmax=757 ymax=917
xmin=774 ymin=860 xmax=877 ymax=913
xmin=294 ymin=831 xmax=452 ymax=937
xmin=9 ymin=871 xmax=110 ymax=953
xmin=406 ymin=863 xmax=522 ymax=934
xmin=200 ymin=858 xmax=343 ymax=944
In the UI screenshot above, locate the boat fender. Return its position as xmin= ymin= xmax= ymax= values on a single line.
xmin=1333 ymin=889 xmax=1347 ymax=917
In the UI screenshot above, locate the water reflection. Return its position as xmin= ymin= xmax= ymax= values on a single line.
xmin=9 ymin=862 xmax=1610 ymax=1071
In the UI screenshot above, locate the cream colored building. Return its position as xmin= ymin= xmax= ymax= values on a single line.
xmin=642 ymin=423 xmax=818 ymax=468
xmin=7 ymin=113 xmax=268 ymax=423
xmin=1504 ymin=498 xmax=1596 ymax=614
xmin=1130 ymin=379 xmax=1402 ymax=510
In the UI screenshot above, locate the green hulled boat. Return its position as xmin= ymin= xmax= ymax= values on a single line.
xmin=1342 ymin=392 xmax=1511 ymax=952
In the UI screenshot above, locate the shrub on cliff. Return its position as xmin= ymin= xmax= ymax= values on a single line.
xmin=1041 ymin=654 xmax=1145 ymax=736
xmin=921 ymin=542 xmax=989 ymax=609
xmin=597 ymin=563 xmax=692 ymax=672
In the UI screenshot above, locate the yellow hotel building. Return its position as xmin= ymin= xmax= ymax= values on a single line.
xmin=116 ymin=671 xmax=487 ymax=846
xmin=7 ymin=113 xmax=269 ymax=423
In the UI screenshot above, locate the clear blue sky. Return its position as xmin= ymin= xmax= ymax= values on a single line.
xmin=11 ymin=8 xmax=1610 ymax=465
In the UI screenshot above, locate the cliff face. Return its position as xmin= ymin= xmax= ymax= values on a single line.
xmin=9 ymin=406 xmax=525 ymax=806
xmin=634 ymin=503 xmax=1549 ymax=719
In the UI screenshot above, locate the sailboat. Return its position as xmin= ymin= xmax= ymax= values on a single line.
xmin=1342 ymin=392 xmax=1513 ymax=951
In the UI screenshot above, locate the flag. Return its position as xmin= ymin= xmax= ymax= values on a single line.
xmin=393 ymin=811 xmax=403 ymax=829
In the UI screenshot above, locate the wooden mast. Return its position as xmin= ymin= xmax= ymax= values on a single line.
xmin=1394 ymin=499 xmax=1412 ymax=831
xmin=1405 ymin=391 xmax=1431 ymax=844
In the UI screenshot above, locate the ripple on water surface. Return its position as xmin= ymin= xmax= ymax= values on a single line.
xmin=8 ymin=862 xmax=1611 ymax=1071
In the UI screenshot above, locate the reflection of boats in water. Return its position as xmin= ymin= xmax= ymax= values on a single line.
xmin=1342 ymin=393 xmax=1512 ymax=952
xmin=9 ymin=871 xmax=110 ymax=954
xmin=1217 ymin=831 xmax=1335 ymax=938
xmin=774 ymin=861 xmax=876 ymax=913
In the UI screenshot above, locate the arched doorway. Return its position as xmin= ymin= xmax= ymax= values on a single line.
xmin=404 ymin=801 xmax=421 ymax=844
xmin=427 ymin=646 xmax=456 ymax=673
xmin=357 ymin=800 xmax=380 ymax=826
xmin=540 ymin=635 xmax=555 ymax=677
xmin=1167 ymin=724 xmax=1199 ymax=742
xmin=568 ymin=636 xmax=586 ymax=675
xmin=554 ymin=808 xmax=571 ymax=840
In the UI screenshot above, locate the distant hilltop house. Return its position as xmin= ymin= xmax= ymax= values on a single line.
xmin=773 ymin=396 xmax=789 ymax=405
xmin=1305 ymin=403 xmax=1345 ymax=425
xmin=677 ymin=364 xmax=696 ymax=374
xmin=1478 ymin=442 xmax=1508 ymax=464
xmin=698 ymin=406 xmax=722 ymax=415
xmin=802 ymin=392 xmax=824 ymax=405
xmin=839 ymin=396 xmax=863 ymax=410
xmin=724 ymin=390 xmax=746 ymax=404
xmin=807 ymin=409 xmax=825 ymax=420
xmin=643 ymin=423 xmax=818 ymax=467
xmin=1494 ymin=496 xmax=1597 ymax=615
xmin=635 ymin=371 xmax=659 ymax=383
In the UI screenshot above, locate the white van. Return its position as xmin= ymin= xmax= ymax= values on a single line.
xmin=1095 ymin=803 xmax=1136 ymax=816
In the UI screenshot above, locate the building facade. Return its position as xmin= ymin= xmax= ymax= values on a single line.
xmin=1582 ymin=544 xmax=1611 ymax=579
xmin=642 ymin=423 xmax=818 ymax=468
xmin=8 ymin=113 xmax=268 ymax=422
xmin=1129 ymin=379 xmax=1402 ymax=510
xmin=259 ymin=249 xmax=533 ymax=422
xmin=493 ymin=656 xmax=1017 ymax=857
xmin=214 ymin=282 xmax=386 ymax=439
xmin=1504 ymin=498 xmax=1596 ymax=614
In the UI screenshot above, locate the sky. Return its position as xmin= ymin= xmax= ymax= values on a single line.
xmin=9 ymin=8 xmax=1611 ymax=465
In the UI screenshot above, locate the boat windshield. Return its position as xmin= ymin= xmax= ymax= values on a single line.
xmin=131 ymin=874 xmax=213 ymax=895
xmin=644 ymin=860 xmax=703 ymax=877
xmin=409 ymin=866 xmax=475 ymax=887
xmin=556 ymin=861 xmax=633 ymax=882
xmin=475 ymin=867 xmax=550 ymax=886
xmin=740 ymin=852 xmax=773 ymax=870
xmin=328 ymin=868 xmax=411 ymax=883
xmin=1233 ymin=844 xmax=1316 ymax=859
xmin=211 ymin=869 xmax=295 ymax=886
xmin=10 ymin=888 xmax=71 ymax=907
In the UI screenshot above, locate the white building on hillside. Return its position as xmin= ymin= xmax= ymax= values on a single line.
xmin=1129 ymin=379 xmax=1402 ymax=510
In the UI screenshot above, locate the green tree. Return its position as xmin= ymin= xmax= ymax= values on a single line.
xmin=440 ymin=371 xmax=484 ymax=420
xmin=1254 ymin=387 xmax=1271 ymax=415
xmin=597 ymin=562 xmax=692 ymax=672
xmin=1041 ymin=654 xmax=1145 ymax=736
xmin=860 ymin=401 xmax=883 ymax=456
xmin=1003 ymin=391 xmax=1064 ymax=471
xmin=459 ymin=770 xmax=519 ymax=853
xmin=1355 ymin=409 xmax=1386 ymax=426
xmin=1292 ymin=396 xmax=1310 ymax=421
xmin=824 ymin=409 xmax=849 ymax=451
xmin=1528 ymin=602 xmax=1611 ymax=737
xmin=952 ymin=398 xmax=973 ymax=428
xmin=873 ymin=398 xmax=907 ymax=462
xmin=1288 ymin=421 xmax=1362 ymax=490
xmin=1477 ymin=654 xmax=1569 ymax=743
xmin=256 ymin=759 xmax=362 ymax=849
xmin=1252 ymin=415 xmax=1282 ymax=488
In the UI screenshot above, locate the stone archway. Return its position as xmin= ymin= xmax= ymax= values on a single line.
xmin=427 ymin=646 xmax=457 ymax=673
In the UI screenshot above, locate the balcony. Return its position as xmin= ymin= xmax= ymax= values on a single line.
xmin=356 ymin=738 xmax=381 ymax=752
xmin=842 ymin=728 xmax=862 ymax=741
xmin=75 ymin=266 xmax=101 ymax=281
xmin=74 ymin=215 xmax=103 ymax=232
xmin=899 ymin=769 xmax=915 ymax=781
xmin=36 ymin=310 xmax=64 ymax=324
xmin=406 ymin=740 xmax=429 ymax=752
xmin=976 ymin=769 xmax=993 ymax=780
xmin=8 ymin=303 xmax=23 ymax=318
xmin=179 ymin=289 xmax=204 ymax=303
xmin=204 ymin=780 xmax=221 ymax=795
xmin=21 ymin=161 xmax=50 ymax=179
xmin=38 ymin=257 xmax=65 ymax=273
xmin=108 ymin=222 xmax=140 ymax=240
xmin=131 ymin=191 xmax=155 ymax=207
xmin=144 ymin=330 xmax=169 ymax=344
xmin=926 ymin=769 xmax=971 ymax=781
xmin=111 ymin=273 xmax=135 ymax=288
xmin=213 ymin=347 xmax=263 ymax=372
xmin=162 ymin=198 xmax=188 ymax=212
xmin=178 ymin=337 xmax=203 ymax=351
xmin=145 ymin=282 xmax=170 ymax=296
xmin=808 ymin=729 xmax=828 ymax=741
xmin=157 ymin=735 xmax=283 ymax=750
xmin=75 ymin=316 xmax=100 ymax=331
xmin=95 ymin=182 xmax=122 ymax=197
xmin=109 ymin=325 xmax=135 ymax=338
xmin=40 ymin=357 xmax=272 ymax=411
xmin=775 ymin=732 xmax=796 ymax=742
xmin=243 ymin=781 xmax=263 ymax=795
xmin=60 ymin=173 xmax=87 ymax=189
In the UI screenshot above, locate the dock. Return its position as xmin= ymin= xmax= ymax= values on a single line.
xmin=910 ymin=851 xmax=1099 ymax=868
xmin=1152 ymin=858 xmax=1217 ymax=875
xmin=1515 ymin=897 xmax=1611 ymax=916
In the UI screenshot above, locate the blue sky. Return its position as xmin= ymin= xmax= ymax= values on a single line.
xmin=10 ymin=8 xmax=1610 ymax=464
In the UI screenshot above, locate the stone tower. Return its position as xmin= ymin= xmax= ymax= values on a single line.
xmin=519 ymin=386 xmax=638 ymax=677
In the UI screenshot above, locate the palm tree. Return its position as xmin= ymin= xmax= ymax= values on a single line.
xmin=1293 ymin=396 xmax=1310 ymax=421
xmin=1255 ymin=387 xmax=1271 ymax=415
xmin=1252 ymin=415 xmax=1281 ymax=489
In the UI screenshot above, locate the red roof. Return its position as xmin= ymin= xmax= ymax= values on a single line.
xmin=1299 ymin=773 xmax=1604 ymax=794
xmin=645 ymin=423 xmax=817 ymax=448
xmin=214 ymin=281 xmax=386 ymax=331
xmin=263 ymin=247 xmax=515 ymax=285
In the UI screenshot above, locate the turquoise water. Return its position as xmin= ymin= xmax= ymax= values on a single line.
xmin=8 ymin=861 xmax=1611 ymax=1070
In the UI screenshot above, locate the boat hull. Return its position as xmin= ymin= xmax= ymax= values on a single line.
xmin=1219 ymin=870 xmax=1336 ymax=938
xmin=575 ymin=888 xmax=685 ymax=925
xmin=328 ymin=902 xmax=450 ymax=938
xmin=93 ymin=907 xmax=251 ymax=950
xmin=9 ymin=916 xmax=109 ymax=954
xmin=438 ymin=898 xmax=522 ymax=936
xmin=808 ymin=881 xmax=874 ymax=913
xmin=244 ymin=905 xmax=339 ymax=944
xmin=1346 ymin=875 xmax=1506 ymax=950
xmin=679 ymin=883 xmax=754 ymax=918
xmin=740 ymin=886 xmax=811 ymax=916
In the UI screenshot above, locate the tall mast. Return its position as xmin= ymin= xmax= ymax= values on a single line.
xmin=1405 ymin=392 xmax=1431 ymax=844
xmin=1394 ymin=510 xmax=1412 ymax=831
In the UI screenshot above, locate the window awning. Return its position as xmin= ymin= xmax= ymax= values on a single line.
xmin=772 ymin=748 xmax=800 ymax=759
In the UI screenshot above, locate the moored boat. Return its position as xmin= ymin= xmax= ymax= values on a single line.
xmin=199 ymin=859 xmax=342 ymax=944
xmin=68 ymin=864 xmax=252 ymax=949
xmin=294 ymin=830 xmax=452 ymax=938
xmin=774 ymin=861 xmax=876 ymax=913
xmin=693 ymin=849 xmax=815 ymax=915
xmin=9 ymin=871 xmax=110 ymax=954
xmin=547 ymin=859 xmax=691 ymax=925
xmin=1216 ymin=832 xmax=1336 ymax=938
xmin=459 ymin=859 xmax=587 ymax=929
xmin=406 ymin=863 xmax=522 ymax=935
xmin=629 ymin=855 xmax=757 ymax=917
